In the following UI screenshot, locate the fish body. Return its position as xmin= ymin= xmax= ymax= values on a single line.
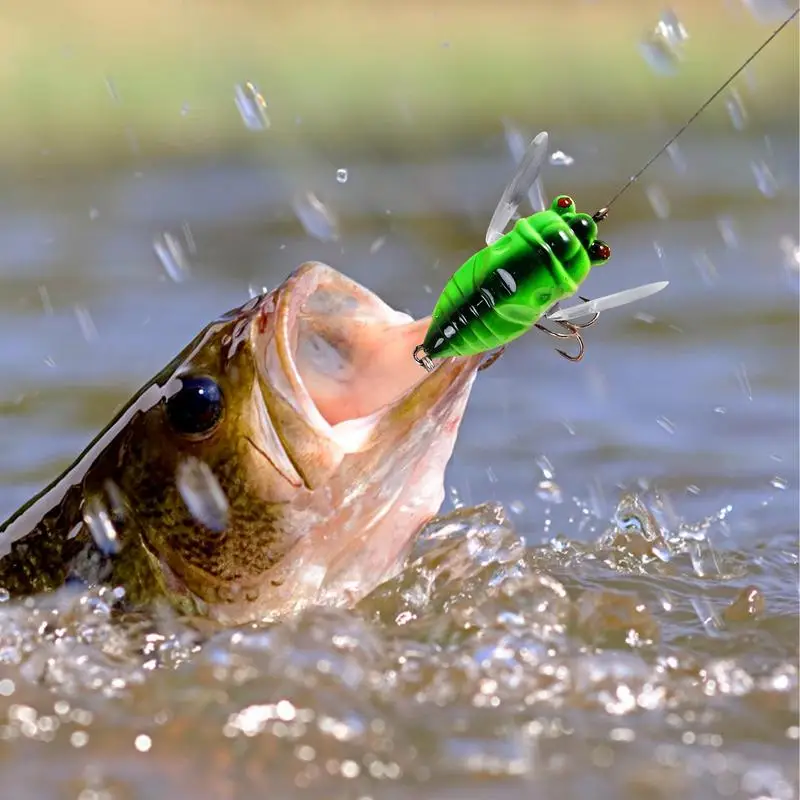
xmin=0 ymin=263 xmax=481 ymax=624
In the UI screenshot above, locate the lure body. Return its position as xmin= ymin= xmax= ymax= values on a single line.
xmin=421 ymin=195 xmax=610 ymax=361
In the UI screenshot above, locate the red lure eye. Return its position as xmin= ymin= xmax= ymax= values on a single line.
xmin=590 ymin=241 xmax=611 ymax=260
xmin=557 ymin=196 xmax=573 ymax=209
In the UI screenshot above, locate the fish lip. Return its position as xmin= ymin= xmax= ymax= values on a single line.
xmin=253 ymin=260 xmax=483 ymax=446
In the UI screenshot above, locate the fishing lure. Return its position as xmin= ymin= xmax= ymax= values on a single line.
xmin=413 ymin=8 xmax=798 ymax=372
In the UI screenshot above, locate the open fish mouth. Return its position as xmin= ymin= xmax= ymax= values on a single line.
xmin=253 ymin=261 xmax=482 ymax=464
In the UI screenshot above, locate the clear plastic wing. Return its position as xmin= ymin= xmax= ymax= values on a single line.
xmin=503 ymin=122 xmax=547 ymax=214
xmin=486 ymin=130 xmax=549 ymax=246
xmin=546 ymin=281 xmax=670 ymax=322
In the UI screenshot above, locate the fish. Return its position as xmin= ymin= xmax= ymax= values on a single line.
xmin=0 ymin=262 xmax=482 ymax=625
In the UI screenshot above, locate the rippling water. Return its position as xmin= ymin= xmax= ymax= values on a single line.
xmin=0 ymin=132 xmax=797 ymax=797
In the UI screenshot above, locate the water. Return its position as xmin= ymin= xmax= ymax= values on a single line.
xmin=0 ymin=132 xmax=797 ymax=798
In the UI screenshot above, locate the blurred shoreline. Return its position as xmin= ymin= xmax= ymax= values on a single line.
xmin=1 ymin=0 xmax=797 ymax=168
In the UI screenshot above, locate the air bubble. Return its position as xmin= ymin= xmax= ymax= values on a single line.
xmin=336 ymin=168 xmax=348 ymax=184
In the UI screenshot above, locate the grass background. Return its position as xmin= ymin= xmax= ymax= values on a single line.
xmin=1 ymin=0 xmax=797 ymax=168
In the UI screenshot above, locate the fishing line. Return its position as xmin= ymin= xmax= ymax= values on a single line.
xmin=592 ymin=7 xmax=799 ymax=223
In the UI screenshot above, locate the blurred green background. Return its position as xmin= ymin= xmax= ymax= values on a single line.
xmin=3 ymin=0 xmax=797 ymax=167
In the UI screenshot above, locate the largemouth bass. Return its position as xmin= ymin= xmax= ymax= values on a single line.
xmin=0 ymin=263 xmax=481 ymax=624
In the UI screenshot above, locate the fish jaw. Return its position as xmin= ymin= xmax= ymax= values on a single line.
xmin=194 ymin=262 xmax=482 ymax=624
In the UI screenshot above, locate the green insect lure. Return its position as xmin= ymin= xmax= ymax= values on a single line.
xmin=413 ymin=7 xmax=798 ymax=372
xmin=416 ymin=192 xmax=611 ymax=368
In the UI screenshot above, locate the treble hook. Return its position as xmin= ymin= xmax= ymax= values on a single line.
xmin=570 ymin=295 xmax=600 ymax=329
xmin=534 ymin=295 xmax=601 ymax=362
xmin=535 ymin=320 xmax=585 ymax=362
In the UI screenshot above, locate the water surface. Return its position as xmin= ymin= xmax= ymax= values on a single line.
xmin=0 ymin=133 xmax=797 ymax=798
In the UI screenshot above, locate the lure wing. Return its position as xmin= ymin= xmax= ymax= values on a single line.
xmin=546 ymin=281 xmax=670 ymax=322
xmin=503 ymin=121 xmax=548 ymax=215
xmin=486 ymin=131 xmax=549 ymax=246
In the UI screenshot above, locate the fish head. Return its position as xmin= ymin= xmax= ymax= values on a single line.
xmin=117 ymin=262 xmax=481 ymax=623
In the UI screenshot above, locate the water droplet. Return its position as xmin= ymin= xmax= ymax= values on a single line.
xmin=292 ymin=191 xmax=340 ymax=242
xmin=666 ymin=141 xmax=687 ymax=173
xmin=248 ymin=283 xmax=269 ymax=299
xmin=740 ymin=0 xmax=795 ymax=24
xmin=70 ymin=731 xmax=89 ymax=748
xmin=181 ymin=222 xmax=197 ymax=255
xmin=176 ymin=457 xmax=229 ymax=533
xmin=646 ymin=184 xmax=671 ymax=219
xmin=714 ymin=406 xmax=726 ymax=414
xmin=779 ymin=235 xmax=800 ymax=273
xmin=689 ymin=538 xmax=720 ymax=578
xmin=638 ymin=9 xmax=689 ymax=76
xmin=536 ymin=480 xmax=563 ymax=504
xmin=103 ymin=480 xmax=127 ymax=520
xmin=656 ymin=416 xmax=676 ymax=434
xmin=234 ymin=82 xmax=270 ymax=131
xmin=448 ymin=485 xmax=464 ymax=510
xmin=38 ymin=285 xmax=53 ymax=316
xmin=104 ymin=75 xmax=120 ymax=104
xmin=690 ymin=596 xmax=724 ymax=636
xmin=134 ymin=734 xmax=152 ymax=753
xmin=509 ymin=500 xmax=525 ymax=515
xmin=153 ymin=232 xmax=191 ymax=283
xmin=89 ymin=207 xmax=99 ymax=221
xmin=369 ymin=236 xmax=386 ymax=255
xmin=770 ymin=476 xmax=787 ymax=490
xmin=83 ymin=496 xmax=120 ymax=556
xmin=735 ymin=363 xmax=753 ymax=400
xmin=549 ymin=150 xmax=574 ymax=166
xmin=725 ymin=88 xmax=748 ymax=130
xmin=336 ymin=168 xmax=348 ymax=184
xmin=716 ymin=216 xmax=739 ymax=248
xmin=74 ymin=305 xmax=98 ymax=342
xmin=751 ymin=160 xmax=778 ymax=197
xmin=536 ymin=455 xmax=555 ymax=480
xmin=692 ymin=249 xmax=718 ymax=286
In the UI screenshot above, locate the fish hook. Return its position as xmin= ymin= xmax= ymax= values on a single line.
xmin=534 ymin=295 xmax=600 ymax=362
xmin=478 ymin=346 xmax=506 ymax=372
xmin=570 ymin=296 xmax=601 ymax=329
xmin=534 ymin=319 xmax=585 ymax=362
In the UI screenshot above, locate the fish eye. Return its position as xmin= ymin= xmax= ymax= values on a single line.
xmin=588 ymin=239 xmax=611 ymax=264
xmin=166 ymin=375 xmax=224 ymax=437
xmin=554 ymin=195 xmax=574 ymax=212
